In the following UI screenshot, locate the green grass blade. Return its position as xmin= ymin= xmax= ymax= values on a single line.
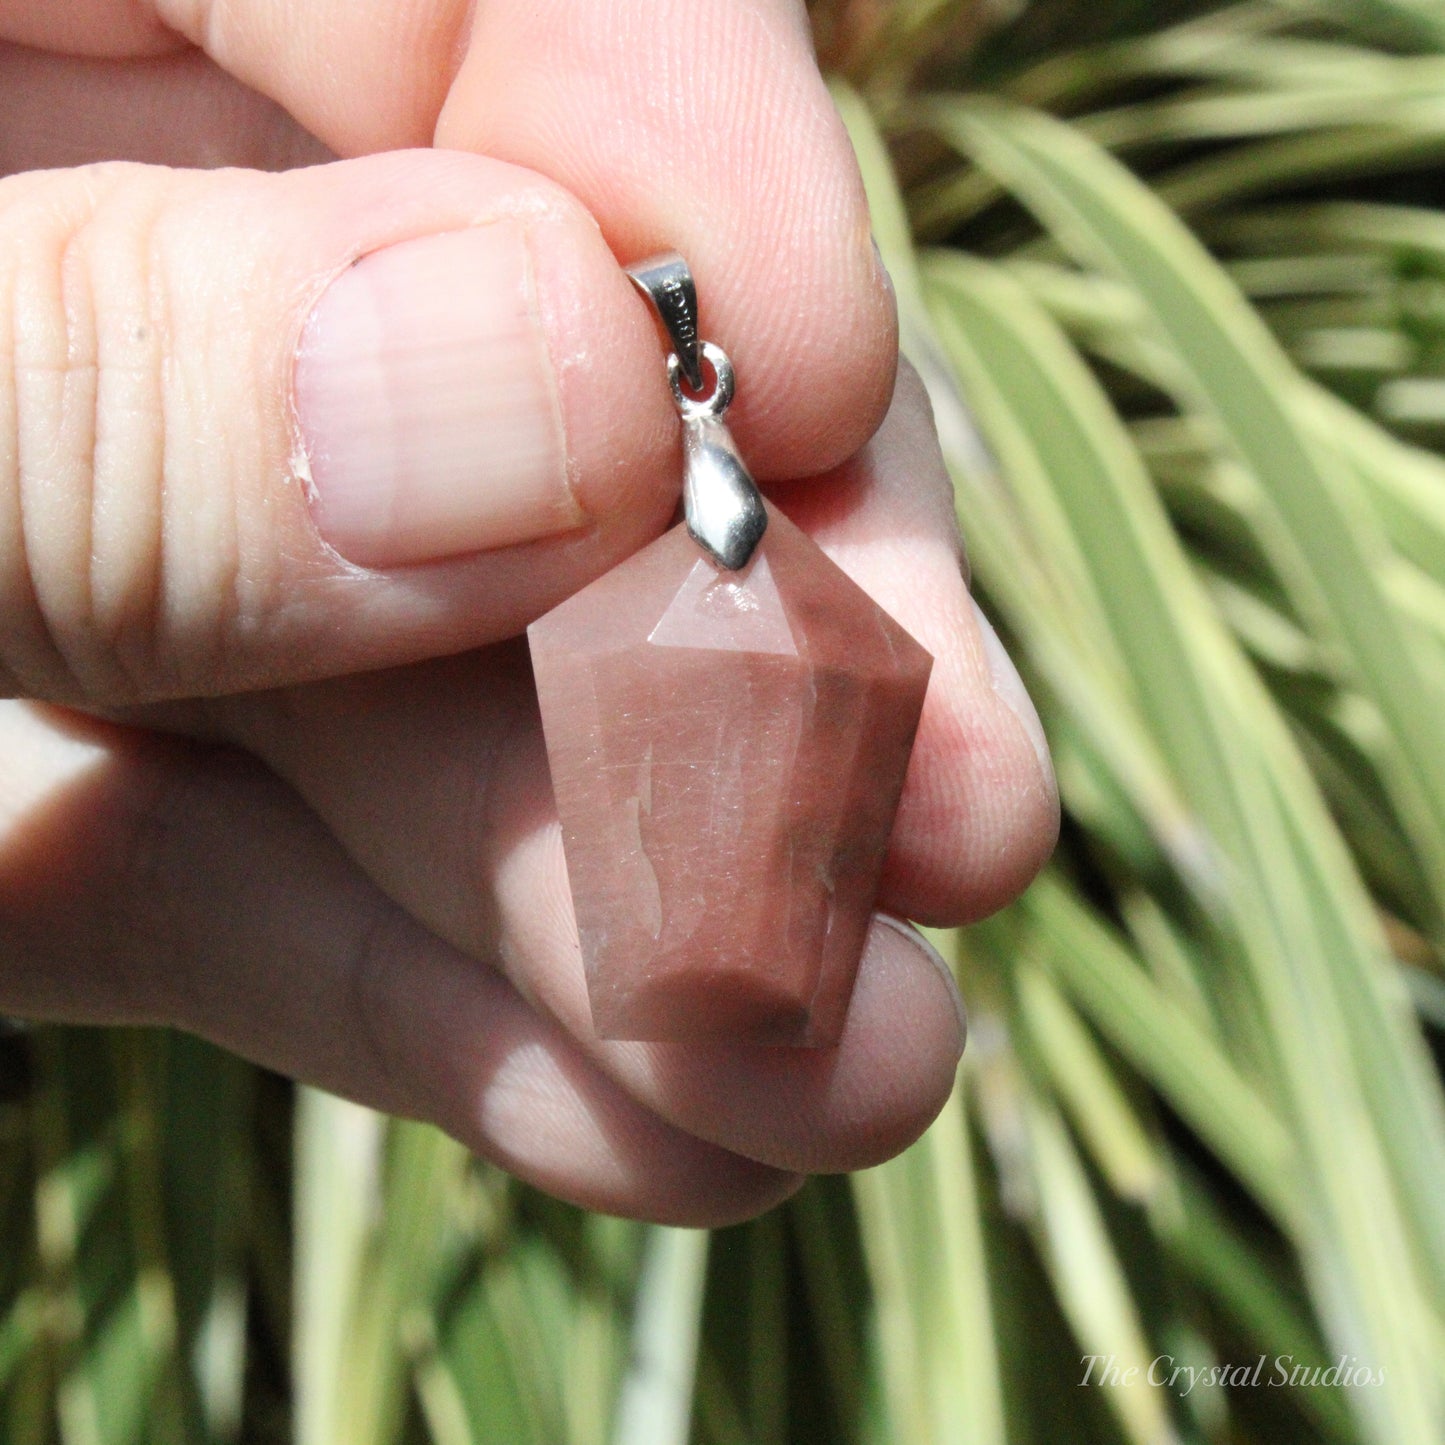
xmin=981 ymin=881 xmax=1297 ymax=1227
xmin=609 ymin=1227 xmax=707 ymax=1445
xmin=1016 ymin=1082 xmax=1177 ymax=1445
xmin=156 ymin=1037 xmax=251 ymax=1443
xmin=292 ymin=1089 xmax=381 ymax=1445
xmin=851 ymin=1074 xmax=1006 ymax=1445
xmin=30 ymin=1031 xmax=191 ymax=1445
xmin=1012 ymin=963 xmax=1160 ymax=1205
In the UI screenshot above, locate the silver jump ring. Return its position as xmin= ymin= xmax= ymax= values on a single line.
xmin=668 ymin=341 xmax=734 ymax=421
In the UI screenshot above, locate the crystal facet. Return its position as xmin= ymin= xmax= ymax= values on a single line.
xmin=527 ymin=501 xmax=932 ymax=1046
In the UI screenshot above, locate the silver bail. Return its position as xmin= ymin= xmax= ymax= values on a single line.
xmin=625 ymin=252 xmax=767 ymax=572
xmin=625 ymin=252 xmax=704 ymax=392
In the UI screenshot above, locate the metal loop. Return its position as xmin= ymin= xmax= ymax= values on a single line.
xmin=668 ymin=342 xmax=734 ymax=421
xmin=624 ymin=251 xmax=763 ymax=568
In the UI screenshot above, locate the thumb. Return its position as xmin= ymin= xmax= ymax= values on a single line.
xmin=0 ymin=150 xmax=676 ymax=705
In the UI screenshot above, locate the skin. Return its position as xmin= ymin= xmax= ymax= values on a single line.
xmin=0 ymin=0 xmax=1059 ymax=1226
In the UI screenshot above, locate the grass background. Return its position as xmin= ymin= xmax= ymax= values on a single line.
xmin=4 ymin=2 xmax=1445 ymax=1441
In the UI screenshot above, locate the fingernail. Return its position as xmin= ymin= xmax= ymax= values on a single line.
xmin=970 ymin=595 xmax=1057 ymax=794
xmin=875 ymin=912 xmax=968 ymax=1047
xmin=295 ymin=223 xmax=581 ymax=568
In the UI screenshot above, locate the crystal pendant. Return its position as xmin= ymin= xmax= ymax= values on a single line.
xmin=526 ymin=253 xmax=932 ymax=1046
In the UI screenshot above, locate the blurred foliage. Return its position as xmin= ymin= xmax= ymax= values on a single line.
xmin=5 ymin=2 xmax=1445 ymax=1442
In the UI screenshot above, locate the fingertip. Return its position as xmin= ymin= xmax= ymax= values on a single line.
xmin=805 ymin=910 xmax=964 ymax=1170
xmin=874 ymin=911 xmax=967 ymax=1047
xmin=900 ymin=579 xmax=1061 ymax=924
xmin=783 ymin=359 xmax=1058 ymax=927
xmin=640 ymin=1165 xmax=805 ymax=1230
xmin=436 ymin=0 xmax=899 ymax=480
xmin=882 ymin=653 xmax=1061 ymax=926
xmin=615 ymin=911 xmax=964 ymax=1178
xmin=717 ymin=193 xmax=899 ymax=480
xmin=466 ymin=1025 xmax=805 ymax=1225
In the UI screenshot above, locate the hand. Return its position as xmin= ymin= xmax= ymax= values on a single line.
xmin=0 ymin=0 xmax=1059 ymax=1224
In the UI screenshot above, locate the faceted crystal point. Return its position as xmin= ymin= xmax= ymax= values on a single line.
xmin=527 ymin=501 xmax=932 ymax=1046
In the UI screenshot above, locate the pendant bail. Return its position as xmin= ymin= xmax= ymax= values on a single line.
xmin=625 ymin=252 xmax=704 ymax=392
xmin=625 ymin=251 xmax=767 ymax=572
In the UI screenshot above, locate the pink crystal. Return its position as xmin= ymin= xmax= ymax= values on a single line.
xmin=527 ymin=501 xmax=932 ymax=1046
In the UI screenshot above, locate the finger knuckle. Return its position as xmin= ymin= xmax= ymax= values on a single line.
xmin=0 ymin=166 xmax=175 ymax=703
